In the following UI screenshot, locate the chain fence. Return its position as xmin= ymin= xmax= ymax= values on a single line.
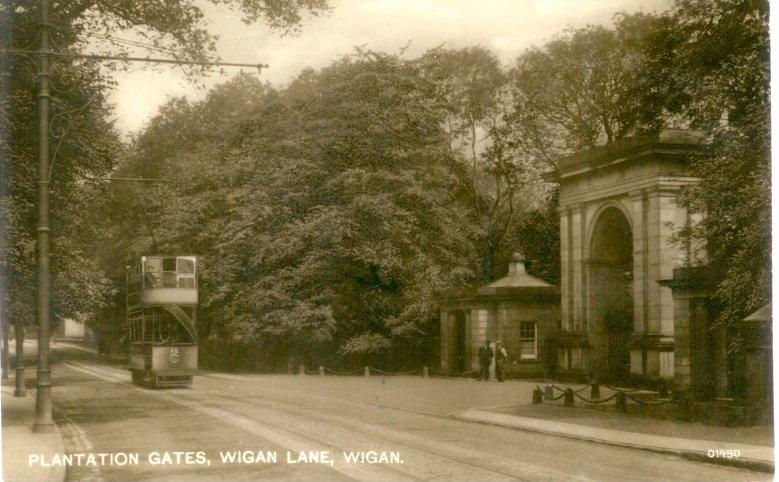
xmin=535 ymin=380 xmax=676 ymax=410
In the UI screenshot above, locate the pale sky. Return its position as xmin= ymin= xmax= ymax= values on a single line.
xmin=108 ymin=0 xmax=673 ymax=136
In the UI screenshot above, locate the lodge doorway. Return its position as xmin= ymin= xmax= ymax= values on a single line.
xmin=452 ymin=310 xmax=466 ymax=373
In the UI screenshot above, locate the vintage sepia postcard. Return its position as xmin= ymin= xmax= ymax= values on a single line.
xmin=0 ymin=0 xmax=773 ymax=480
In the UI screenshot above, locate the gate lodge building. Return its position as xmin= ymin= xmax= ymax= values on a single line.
xmin=439 ymin=253 xmax=559 ymax=379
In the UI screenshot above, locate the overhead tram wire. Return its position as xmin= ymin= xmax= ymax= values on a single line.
xmin=77 ymin=32 xmax=217 ymax=83
xmin=1 ymin=48 xmax=269 ymax=73
xmin=79 ymin=32 xmax=181 ymax=57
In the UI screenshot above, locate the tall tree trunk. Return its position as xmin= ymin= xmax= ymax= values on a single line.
xmin=1 ymin=319 xmax=8 ymax=380
xmin=14 ymin=324 xmax=25 ymax=397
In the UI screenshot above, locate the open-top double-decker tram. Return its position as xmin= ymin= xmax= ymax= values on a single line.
xmin=126 ymin=255 xmax=198 ymax=387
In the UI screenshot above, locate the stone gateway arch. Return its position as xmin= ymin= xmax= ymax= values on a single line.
xmin=552 ymin=130 xmax=707 ymax=385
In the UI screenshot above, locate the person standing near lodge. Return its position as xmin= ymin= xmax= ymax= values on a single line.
xmin=495 ymin=340 xmax=507 ymax=382
xmin=478 ymin=339 xmax=493 ymax=381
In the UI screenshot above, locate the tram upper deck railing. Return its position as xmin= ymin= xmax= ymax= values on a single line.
xmin=127 ymin=255 xmax=198 ymax=308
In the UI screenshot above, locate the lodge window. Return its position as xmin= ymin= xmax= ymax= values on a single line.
xmin=520 ymin=322 xmax=537 ymax=359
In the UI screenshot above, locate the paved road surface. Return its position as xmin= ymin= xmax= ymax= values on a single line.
xmin=41 ymin=346 xmax=770 ymax=481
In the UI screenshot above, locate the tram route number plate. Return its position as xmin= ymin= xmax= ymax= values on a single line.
xmin=169 ymin=347 xmax=180 ymax=364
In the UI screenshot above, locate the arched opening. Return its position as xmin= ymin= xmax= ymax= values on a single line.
xmin=589 ymin=207 xmax=633 ymax=383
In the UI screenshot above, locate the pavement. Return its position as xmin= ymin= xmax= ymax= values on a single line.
xmin=454 ymin=408 xmax=774 ymax=473
xmin=2 ymin=383 xmax=67 ymax=482
xmin=3 ymin=339 xmax=775 ymax=479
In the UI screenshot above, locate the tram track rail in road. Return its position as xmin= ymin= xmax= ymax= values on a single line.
xmin=50 ymin=345 xmax=768 ymax=482
xmin=59 ymin=360 xmax=592 ymax=481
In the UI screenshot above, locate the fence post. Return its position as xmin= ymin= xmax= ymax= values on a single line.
xmin=590 ymin=381 xmax=600 ymax=400
xmin=678 ymin=393 xmax=695 ymax=422
xmin=533 ymin=387 xmax=544 ymax=404
xmin=364 ymin=366 xmax=370 ymax=378
xmin=544 ymin=383 xmax=553 ymax=400
xmin=422 ymin=366 xmax=429 ymax=378
xmin=319 ymin=366 xmax=325 ymax=377
xmin=657 ymin=378 xmax=669 ymax=398
xmin=615 ymin=391 xmax=627 ymax=412
xmin=564 ymin=388 xmax=574 ymax=407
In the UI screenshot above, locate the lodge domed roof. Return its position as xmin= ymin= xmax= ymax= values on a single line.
xmin=438 ymin=251 xmax=558 ymax=303
xmin=485 ymin=252 xmax=552 ymax=289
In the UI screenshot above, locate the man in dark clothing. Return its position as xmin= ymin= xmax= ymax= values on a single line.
xmin=478 ymin=339 xmax=493 ymax=381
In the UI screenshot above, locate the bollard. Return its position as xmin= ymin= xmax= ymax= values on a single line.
xmin=422 ymin=366 xmax=429 ymax=378
xmin=319 ymin=366 xmax=325 ymax=377
xmin=364 ymin=366 xmax=370 ymax=378
xmin=615 ymin=391 xmax=627 ymax=412
xmin=299 ymin=364 xmax=306 ymax=376
xmin=657 ymin=378 xmax=669 ymax=398
xmin=533 ymin=387 xmax=544 ymax=404
xmin=544 ymin=383 xmax=554 ymax=400
xmin=564 ymin=388 xmax=574 ymax=407
xmin=590 ymin=382 xmax=600 ymax=400
xmin=677 ymin=393 xmax=695 ymax=422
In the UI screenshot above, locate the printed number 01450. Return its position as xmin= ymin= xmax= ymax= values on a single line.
xmin=707 ymin=449 xmax=741 ymax=458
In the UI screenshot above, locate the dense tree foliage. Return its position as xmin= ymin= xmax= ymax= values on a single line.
xmin=99 ymin=0 xmax=770 ymax=366
xmin=506 ymin=0 xmax=769 ymax=340
xmin=2 ymin=4 xmax=119 ymax=332
xmin=108 ymin=54 xmax=477 ymax=368
xmin=665 ymin=0 xmax=770 ymax=333
xmin=1 ymin=0 xmax=329 ymax=336
xmin=5 ymin=0 xmax=768 ymax=367
xmin=418 ymin=47 xmax=550 ymax=282
xmin=500 ymin=12 xmax=679 ymax=286
xmin=506 ymin=13 xmax=677 ymax=164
